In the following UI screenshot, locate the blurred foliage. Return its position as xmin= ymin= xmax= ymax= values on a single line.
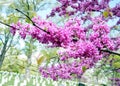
xmin=92 ymin=54 xmax=120 ymax=85
xmin=1 ymin=54 xmax=38 ymax=75
xmin=109 ymin=55 xmax=120 ymax=69
xmin=0 ymin=13 xmax=20 ymax=68
xmin=37 ymin=47 xmax=59 ymax=65
xmin=1 ymin=46 xmax=59 ymax=75
xmin=0 ymin=0 xmax=61 ymax=74
xmin=9 ymin=0 xmax=44 ymax=12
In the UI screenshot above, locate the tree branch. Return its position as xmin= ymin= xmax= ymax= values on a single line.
xmin=5 ymin=35 xmax=14 ymax=52
xmin=101 ymin=49 xmax=120 ymax=56
xmin=0 ymin=21 xmax=16 ymax=29
xmin=0 ymin=37 xmax=4 ymax=45
xmin=15 ymin=9 xmax=49 ymax=33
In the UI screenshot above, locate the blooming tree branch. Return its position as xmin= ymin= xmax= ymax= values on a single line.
xmin=15 ymin=9 xmax=49 ymax=33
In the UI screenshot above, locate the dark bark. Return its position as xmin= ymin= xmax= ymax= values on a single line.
xmin=0 ymin=32 xmax=13 ymax=69
xmin=0 ymin=33 xmax=9 ymax=69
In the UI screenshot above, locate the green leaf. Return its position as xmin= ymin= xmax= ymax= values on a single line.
xmin=37 ymin=56 xmax=45 ymax=65
xmin=113 ymin=62 xmax=120 ymax=68
xmin=113 ymin=55 xmax=120 ymax=61
xmin=82 ymin=66 xmax=87 ymax=72
xmin=103 ymin=11 xmax=109 ymax=18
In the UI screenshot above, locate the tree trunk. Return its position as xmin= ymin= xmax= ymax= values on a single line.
xmin=0 ymin=32 xmax=12 ymax=69
xmin=0 ymin=38 xmax=8 ymax=69
xmin=0 ymin=54 xmax=5 ymax=69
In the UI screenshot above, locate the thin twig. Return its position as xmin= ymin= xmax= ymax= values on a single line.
xmin=15 ymin=9 xmax=34 ymax=24
xmin=15 ymin=9 xmax=48 ymax=33
xmin=101 ymin=49 xmax=120 ymax=56
xmin=0 ymin=21 xmax=16 ymax=29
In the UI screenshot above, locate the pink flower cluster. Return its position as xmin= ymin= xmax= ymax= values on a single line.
xmin=10 ymin=17 xmax=118 ymax=80
xmin=60 ymin=41 xmax=101 ymax=61
xmin=111 ymin=4 xmax=120 ymax=17
xmin=48 ymin=0 xmax=110 ymax=17
xmin=48 ymin=0 xmax=120 ymax=26
xmin=90 ymin=18 xmax=114 ymax=50
xmin=40 ymin=61 xmax=89 ymax=80
xmin=10 ymin=22 xmax=30 ymax=39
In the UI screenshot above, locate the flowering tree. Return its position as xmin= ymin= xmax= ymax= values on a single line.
xmin=0 ymin=0 xmax=120 ymax=85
